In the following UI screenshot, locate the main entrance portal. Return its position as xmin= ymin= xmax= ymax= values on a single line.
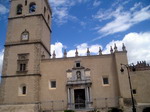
xmin=74 ymin=89 xmax=86 ymax=109
xmin=66 ymin=64 xmax=92 ymax=110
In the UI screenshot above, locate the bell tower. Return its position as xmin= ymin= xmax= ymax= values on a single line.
xmin=7 ymin=0 xmax=52 ymax=57
xmin=0 ymin=0 xmax=52 ymax=109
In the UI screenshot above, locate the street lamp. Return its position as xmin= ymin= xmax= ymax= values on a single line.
xmin=120 ymin=63 xmax=136 ymax=112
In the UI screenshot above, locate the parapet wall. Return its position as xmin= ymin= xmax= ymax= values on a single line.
xmin=49 ymin=43 xmax=127 ymax=59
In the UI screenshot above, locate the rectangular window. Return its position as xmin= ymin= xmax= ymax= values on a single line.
xmin=18 ymin=85 xmax=27 ymax=96
xmin=76 ymin=62 xmax=80 ymax=67
xmin=22 ymin=86 xmax=26 ymax=95
xmin=103 ymin=78 xmax=109 ymax=84
xmin=102 ymin=76 xmax=109 ymax=85
xmin=20 ymin=63 xmax=26 ymax=71
xmin=25 ymin=0 xmax=27 ymax=6
xmin=133 ymin=89 xmax=136 ymax=94
xmin=50 ymin=80 xmax=56 ymax=89
xmin=17 ymin=54 xmax=29 ymax=73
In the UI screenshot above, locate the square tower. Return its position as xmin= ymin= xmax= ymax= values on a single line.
xmin=0 ymin=0 xmax=52 ymax=111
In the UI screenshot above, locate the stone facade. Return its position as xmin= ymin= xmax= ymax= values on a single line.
xmin=0 ymin=0 xmax=150 ymax=112
xmin=0 ymin=104 xmax=39 ymax=112
xmin=130 ymin=64 xmax=150 ymax=105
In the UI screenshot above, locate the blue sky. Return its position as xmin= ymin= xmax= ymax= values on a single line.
xmin=0 ymin=0 xmax=150 ymax=74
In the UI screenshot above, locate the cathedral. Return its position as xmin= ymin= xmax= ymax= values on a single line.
xmin=0 ymin=0 xmax=150 ymax=112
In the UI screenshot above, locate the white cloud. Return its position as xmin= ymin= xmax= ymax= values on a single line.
xmin=99 ymin=11 xmax=132 ymax=35
xmin=68 ymin=43 xmax=102 ymax=57
xmin=131 ymin=5 xmax=150 ymax=23
xmin=103 ymin=32 xmax=150 ymax=64
xmin=0 ymin=49 xmax=4 ymax=74
xmin=93 ymin=3 xmax=150 ymax=37
xmin=51 ymin=33 xmax=150 ymax=65
xmin=0 ymin=4 xmax=9 ymax=15
xmin=51 ymin=42 xmax=64 ymax=58
xmin=51 ymin=42 xmax=102 ymax=58
xmin=103 ymin=40 xmax=123 ymax=54
xmin=49 ymin=0 xmax=75 ymax=24
xmin=80 ymin=21 xmax=86 ymax=27
xmin=112 ymin=0 xmax=130 ymax=7
xmin=93 ymin=0 xmax=101 ymax=7
xmin=130 ymin=2 xmax=142 ymax=11
xmin=48 ymin=0 xmax=89 ymax=24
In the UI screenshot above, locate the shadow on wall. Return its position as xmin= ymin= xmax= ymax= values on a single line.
xmin=143 ymin=107 xmax=150 ymax=112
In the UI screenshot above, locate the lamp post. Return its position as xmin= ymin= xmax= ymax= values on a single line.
xmin=120 ymin=63 xmax=136 ymax=112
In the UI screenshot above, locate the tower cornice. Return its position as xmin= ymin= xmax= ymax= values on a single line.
xmin=5 ymin=40 xmax=51 ymax=56
xmin=1 ymin=74 xmax=41 ymax=78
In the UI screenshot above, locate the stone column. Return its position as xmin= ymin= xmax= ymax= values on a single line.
xmin=89 ymin=87 xmax=92 ymax=102
xmin=67 ymin=88 xmax=71 ymax=109
xmin=86 ymin=87 xmax=90 ymax=102
xmin=71 ymin=88 xmax=74 ymax=109
xmin=86 ymin=87 xmax=92 ymax=108
xmin=88 ymin=87 xmax=92 ymax=108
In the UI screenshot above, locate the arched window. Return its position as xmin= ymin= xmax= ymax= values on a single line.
xmin=17 ymin=4 xmax=23 ymax=15
xmin=29 ymin=2 xmax=36 ymax=13
xmin=19 ymin=84 xmax=27 ymax=96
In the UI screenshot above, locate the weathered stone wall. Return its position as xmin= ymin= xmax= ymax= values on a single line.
xmin=0 ymin=0 xmax=51 ymax=110
xmin=114 ymin=52 xmax=131 ymax=99
xmin=0 ymin=104 xmax=39 ymax=112
xmin=2 ymin=45 xmax=41 ymax=75
xmin=1 ymin=76 xmax=40 ymax=104
xmin=40 ymin=52 xmax=129 ymax=110
xmin=0 ymin=79 xmax=6 ymax=104
xmin=131 ymin=70 xmax=150 ymax=103
xmin=7 ymin=0 xmax=51 ymax=51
